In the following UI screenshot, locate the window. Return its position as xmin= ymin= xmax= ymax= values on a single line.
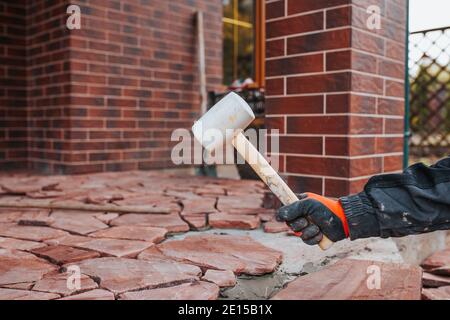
xmin=222 ymin=0 xmax=265 ymax=88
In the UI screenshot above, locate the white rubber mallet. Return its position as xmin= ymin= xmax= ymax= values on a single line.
xmin=192 ymin=92 xmax=333 ymax=250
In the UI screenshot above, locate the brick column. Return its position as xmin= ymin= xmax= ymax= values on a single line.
xmin=265 ymin=0 xmax=406 ymax=197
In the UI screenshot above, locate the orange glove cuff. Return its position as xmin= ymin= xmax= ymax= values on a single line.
xmin=305 ymin=192 xmax=349 ymax=237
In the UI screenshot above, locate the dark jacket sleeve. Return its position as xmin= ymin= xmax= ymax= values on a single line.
xmin=339 ymin=156 xmax=450 ymax=240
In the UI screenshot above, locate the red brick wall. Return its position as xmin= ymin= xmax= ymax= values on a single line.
xmin=1 ymin=0 xmax=223 ymax=174
xmin=265 ymin=0 xmax=406 ymax=197
xmin=0 ymin=1 xmax=28 ymax=169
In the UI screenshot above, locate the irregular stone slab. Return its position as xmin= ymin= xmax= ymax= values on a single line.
xmin=264 ymin=221 xmax=290 ymax=233
xmin=90 ymin=226 xmax=167 ymax=243
xmin=31 ymin=245 xmax=100 ymax=265
xmin=429 ymin=266 xmax=450 ymax=276
xmin=202 ymin=270 xmax=236 ymax=287
xmin=33 ymin=271 xmax=98 ymax=296
xmin=0 ymin=249 xmax=56 ymax=285
xmin=2 ymin=282 xmax=34 ymax=290
xmin=111 ymin=214 xmax=189 ymax=233
xmin=75 ymin=238 xmax=153 ymax=258
xmin=45 ymin=235 xmax=92 ymax=247
xmin=58 ymin=289 xmax=115 ymax=300
xmin=119 ymin=281 xmax=219 ymax=300
xmin=0 ymin=288 xmax=60 ymax=300
xmin=182 ymin=214 xmax=207 ymax=229
xmin=421 ymin=249 xmax=450 ymax=270
xmin=0 ymin=224 xmax=69 ymax=241
xmin=216 ymin=195 xmax=264 ymax=212
xmin=69 ymin=257 xmax=201 ymax=294
xmin=94 ymin=213 xmax=119 ymax=224
xmin=156 ymin=234 xmax=282 ymax=275
xmin=50 ymin=210 xmax=109 ymax=235
xmin=16 ymin=210 xmax=53 ymax=227
xmin=272 ymin=259 xmax=422 ymax=300
xmin=422 ymin=286 xmax=450 ymax=300
xmin=209 ymin=213 xmax=260 ymax=230
xmin=0 ymin=236 xmax=47 ymax=251
xmin=422 ymin=272 xmax=450 ymax=288
xmin=137 ymin=246 xmax=176 ymax=263
xmin=182 ymin=198 xmax=217 ymax=215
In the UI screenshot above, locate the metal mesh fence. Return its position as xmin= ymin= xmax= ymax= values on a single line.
xmin=409 ymin=27 xmax=450 ymax=157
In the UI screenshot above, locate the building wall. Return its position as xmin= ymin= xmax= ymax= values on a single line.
xmin=265 ymin=0 xmax=406 ymax=197
xmin=0 ymin=1 xmax=28 ymax=169
xmin=1 ymin=0 xmax=223 ymax=173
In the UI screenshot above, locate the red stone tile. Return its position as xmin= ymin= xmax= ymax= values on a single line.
xmin=0 ymin=288 xmax=60 ymax=300
xmin=182 ymin=198 xmax=217 ymax=215
xmin=0 ymin=249 xmax=57 ymax=285
xmin=0 ymin=224 xmax=69 ymax=242
xmin=33 ymin=271 xmax=98 ymax=296
xmin=209 ymin=213 xmax=260 ymax=230
xmin=264 ymin=221 xmax=290 ymax=233
xmin=50 ymin=210 xmax=109 ymax=235
xmin=422 ymin=272 xmax=450 ymax=288
xmin=202 ymin=270 xmax=236 ymax=288
xmin=31 ymin=245 xmax=100 ymax=265
xmin=272 ymin=259 xmax=422 ymax=300
xmin=0 ymin=236 xmax=47 ymax=251
xmin=69 ymin=257 xmax=201 ymax=294
xmin=2 ymin=282 xmax=34 ymax=290
xmin=422 ymin=286 xmax=450 ymax=300
xmin=156 ymin=234 xmax=282 ymax=275
xmin=75 ymin=238 xmax=153 ymax=258
xmin=119 ymin=281 xmax=219 ymax=300
xmin=110 ymin=213 xmax=189 ymax=233
xmin=90 ymin=225 xmax=167 ymax=243
xmin=421 ymin=249 xmax=450 ymax=271
xmin=58 ymin=289 xmax=115 ymax=300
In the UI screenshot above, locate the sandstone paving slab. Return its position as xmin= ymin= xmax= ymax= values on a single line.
xmin=0 ymin=249 xmax=57 ymax=285
xmin=58 ymin=289 xmax=115 ymax=300
xmin=421 ymin=248 xmax=450 ymax=271
xmin=31 ymin=245 xmax=100 ymax=265
xmin=156 ymin=234 xmax=282 ymax=275
xmin=45 ymin=234 xmax=92 ymax=247
xmin=182 ymin=214 xmax=207 ymax=229
xmin=271 ymin=259 xmax=422 ymax=300
xmin=137 ymin=246 xmax=177 ymax=263
xmin=15 ymin=209 xmax=53 ymax=226
xmin=32 ymin=271 xmax=98 ymax=296
xmin=119 ymin=281 xmax=219 ymax=300
xmin=181 ymin=198 xmax=217 ymax=215
xmin=1 ymin=282 xmax=34 ymax=290
xmin=202 ymin=269 xmax=237 ymax=288
xmin=0 ymin=288 xmax=60 ymax=300
xmin=422 ymin=272 xmax=450 ymax=288
xmin=68 ymin=257 xmax=202 ymax=294
xmin=422 ymin=286 xmax=450 ymax=300
xmin=217 ymin=195 xmax=264 ymax=212
xmin=0 ymin=236 xmax=47 ymax=251
xmin=111 ymin=213 xmax=189 ymax=233
xmin=50 ymin=210 xmax=109 ymax=235
xmin=94 ymin=213 xmax=119 ymax=224
xmin=428 ymin=266 xmax=450 ymax=276
xmin=90 ymin=225 xmax=167 ymax=243
xmin=0 ymin=224 xmax=69 ymax=241
xmin=75 ymin=238 xmax=153 ymax=258
xmin=209 ymin=213 xmax=260 ymax=230
xmin=263 ymin=220 xmax=290 ymax=233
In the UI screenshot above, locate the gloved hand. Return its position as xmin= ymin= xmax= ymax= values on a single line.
xmin=276 ymin=193 xmax=349 ymax=245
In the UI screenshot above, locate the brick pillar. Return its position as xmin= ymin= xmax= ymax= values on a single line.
xmin=265 ymin=0 xmax=406 ymax=197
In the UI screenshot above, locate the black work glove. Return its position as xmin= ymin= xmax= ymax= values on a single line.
xmin=276 ymin=192 xmax=349 ymax=245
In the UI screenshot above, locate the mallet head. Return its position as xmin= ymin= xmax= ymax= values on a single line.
xmin=192 ymin=92 xmax=255 ymax=151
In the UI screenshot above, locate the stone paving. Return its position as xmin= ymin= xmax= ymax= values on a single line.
xmin=0 ymin=171 xmax=284 ymax=300
xmin=0 ymin=171 xmax=448 ymax=300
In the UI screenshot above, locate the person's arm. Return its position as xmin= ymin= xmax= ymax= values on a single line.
xmin=276 ymin=157 xmax=450 ymax=245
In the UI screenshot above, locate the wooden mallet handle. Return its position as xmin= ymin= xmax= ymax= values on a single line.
xmin=232 ymin=132 xmax=333 ymax=250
